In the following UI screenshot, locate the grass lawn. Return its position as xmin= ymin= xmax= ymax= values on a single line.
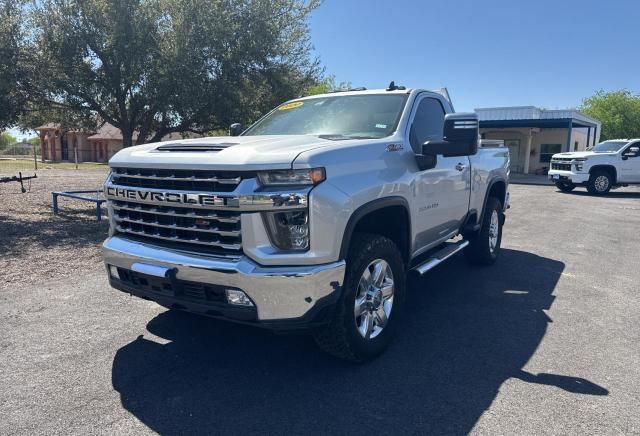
xmin=0 ymin=159 xmax=109 ymax=172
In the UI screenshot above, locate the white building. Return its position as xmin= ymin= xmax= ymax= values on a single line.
xmin=476 ymin=106 xmax=601 ymax=174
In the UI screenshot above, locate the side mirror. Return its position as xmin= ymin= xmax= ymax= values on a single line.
xmin=422 ymin=113 xmax=479 ymax=157
xmin=414 ymin=113 xmax=479 ymax=171
xmin=229 ymin=123 xmax=243 ymax=137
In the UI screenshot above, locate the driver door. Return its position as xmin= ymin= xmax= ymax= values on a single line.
xmin=618 ymin=142 xmax=640 ymax=183
xmin=408 ymin=94 xmax=471 ymax=254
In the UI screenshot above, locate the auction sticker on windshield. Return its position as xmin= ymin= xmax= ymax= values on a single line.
xmin=279 ymin=101 xmax=304 ymax=111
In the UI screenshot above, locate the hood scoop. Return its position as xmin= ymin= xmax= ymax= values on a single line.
xmin=154 ymin=142 xmax=238 ymax=152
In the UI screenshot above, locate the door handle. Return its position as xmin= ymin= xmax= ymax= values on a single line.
xmin=455 ymin=163 xmax=467 ymax=172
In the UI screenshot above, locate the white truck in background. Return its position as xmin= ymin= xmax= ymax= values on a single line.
xmin=103 ymin=84 xmax=510 ymax=361
xmin=548 ymin=139 xmax=640 ymax=194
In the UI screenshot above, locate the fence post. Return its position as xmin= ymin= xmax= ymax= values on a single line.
xmin=52 ymin=193 xmax=59 ymax=215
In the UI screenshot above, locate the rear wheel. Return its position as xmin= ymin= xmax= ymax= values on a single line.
xmin=555 ymin=181 xmax=575 ymax=192
xmin=587 ymin=170 xmax=612 ymax=195
xmin=465 ymin=197 xmax=503 ymax=266
xmin=313 ymin=233 xmax=405 ymax=362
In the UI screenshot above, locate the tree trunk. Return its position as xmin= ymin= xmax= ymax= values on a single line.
xmin=121 ymin=127 xmax=134 ymax=148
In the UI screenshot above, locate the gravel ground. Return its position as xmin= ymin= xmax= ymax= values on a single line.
xmin=1 ymin=183 xmax=639 ymax=435
xmin=0 ymin=169 xmax=109 ymax=290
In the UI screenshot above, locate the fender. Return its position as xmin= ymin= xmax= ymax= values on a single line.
xmin=589 ymin=165 xmax=618 ymax=183
xmin=478 ymin=176 xmax=507 ymax=228
xmin=339 ymin=196 xmax=412 ymax=261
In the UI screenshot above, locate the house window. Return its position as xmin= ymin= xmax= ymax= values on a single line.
xmin=540 ymin=144 xmax=561 ymax=163
xmin=574 ymin=141 xmax=579 ymax=151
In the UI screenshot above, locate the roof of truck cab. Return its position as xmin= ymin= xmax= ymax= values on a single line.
xmin=295 ymin=88 xmax=414 ymax=100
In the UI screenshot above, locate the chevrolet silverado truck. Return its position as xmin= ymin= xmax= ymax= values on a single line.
xmin=103 ymin=85 xmax=510 ymax=361
xmin=548 ymin=139 xmax=640 ymax=194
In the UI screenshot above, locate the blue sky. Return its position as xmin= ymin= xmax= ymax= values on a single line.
xmin=10 ymin=0 xmax=639 ymax=140
xmin=310 ymin=0 xmax=640 ymax=112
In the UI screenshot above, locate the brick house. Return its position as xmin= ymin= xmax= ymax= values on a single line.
xmin=36 ymin=122 xmax=203 ymax=163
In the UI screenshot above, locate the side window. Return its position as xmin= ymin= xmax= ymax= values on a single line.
xmin=410 ymin=97 xmax=445 ymax=153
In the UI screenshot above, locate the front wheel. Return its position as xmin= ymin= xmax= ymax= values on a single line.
xmin=313 ymin=233 xmax=405 ymax=362
xmin=555 ymin=181 xmax=575 ymax=192
xmin=587 ymin=171 xmax=612 ymax=195
xmin=465 ymin=196 xmax=503 ymax=266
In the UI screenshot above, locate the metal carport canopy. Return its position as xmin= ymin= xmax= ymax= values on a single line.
xmin=479 ymin=118 xmax=598 ymax=129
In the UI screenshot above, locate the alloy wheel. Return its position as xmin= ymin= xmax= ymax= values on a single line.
xmin=354 ymin=259 xmax=395 ymax=340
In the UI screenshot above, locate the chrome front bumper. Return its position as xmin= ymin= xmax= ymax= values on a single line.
xmin=103 ymin=236 xmax=346 ymax=323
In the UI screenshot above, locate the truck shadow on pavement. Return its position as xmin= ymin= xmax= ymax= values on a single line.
xmin=111 ymin=248 xmax=608 ymax=435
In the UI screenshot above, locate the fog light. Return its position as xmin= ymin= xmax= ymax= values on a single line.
xmin=108 ymin=265 xmax=120 ymax=280
xmin=225 ymin=289 xmax=254 ymax=306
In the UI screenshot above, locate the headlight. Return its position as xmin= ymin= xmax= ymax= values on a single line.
xmin=574 ymin=158 xmax=587 ymax=172
xmin=263 ymin=210 xmax=309 ymax=251
xmin=258 ymin=168 xmax=325 ymax=187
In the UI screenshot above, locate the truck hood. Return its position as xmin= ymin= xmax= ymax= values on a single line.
xmin=108 ymin=135 xmax=336 ymax=170
xmin=552 ymin=151 xmax=615 ymax=159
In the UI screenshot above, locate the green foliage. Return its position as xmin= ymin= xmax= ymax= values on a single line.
xmin=305 ymin=75 xmax=352 ymax=96
xmin=0 ymin=0 xmax=30 ymax=130
xmin=0 ymin=131 xmax=17 ymax=150
xmin=580 ymin=90 xmax=640 ymax=141
xmin=23 ymin=0 xmax=322 ymax=146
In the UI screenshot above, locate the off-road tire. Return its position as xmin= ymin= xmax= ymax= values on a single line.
xmin=313 ymin=233 xmax=405 ymax=362
xmin=555 ymin=181 xmax=575 ymax=192
xmin=587 ymin=170 xmax=612 ymax=195
xmin=464 ymin=196 xmax=503 ymax=266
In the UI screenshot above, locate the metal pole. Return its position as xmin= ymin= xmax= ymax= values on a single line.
xmin=52 ymin=193 xmax=59 ymax=215
xmin=74 ymin=143 xmax=78 ymax=170
xmin=565 ymin=120 xmax=573 ymax=152
xmin=33 ymin=142 xmax=38 ymax=170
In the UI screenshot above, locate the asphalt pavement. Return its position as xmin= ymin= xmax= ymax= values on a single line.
xmin=1 ymin=184 xmax=639 ymax=435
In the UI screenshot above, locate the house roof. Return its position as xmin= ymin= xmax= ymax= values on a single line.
xmin=36 ymin=121 xmax=202 ymax=143
xmin=34 ymin=123 xmax=61 ymax=131
xmin=87 ymin=123 xmax=138 ymax=141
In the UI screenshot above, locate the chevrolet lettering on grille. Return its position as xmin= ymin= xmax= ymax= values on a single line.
xmin=106 ymin=186 xmax=228 ymax=207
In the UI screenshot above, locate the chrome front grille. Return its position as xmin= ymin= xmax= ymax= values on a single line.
xmin=111 ymin=167 xmax=249 ymax=193
xmin=551 ymin=163 xmax=572 ymax=171
xmin=111 ymin=200 xmax=242 ymax=255
xmin=106 ymin=166 xmax=311 ymax=257
xmin=108 ymin=167 xmax=250 ymax=256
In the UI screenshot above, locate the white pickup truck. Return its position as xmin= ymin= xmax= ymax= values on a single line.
xmin=548 ymin=139 xmax=640 ymax=194
xmin=103 ymin=85 xmax=510 ymax=361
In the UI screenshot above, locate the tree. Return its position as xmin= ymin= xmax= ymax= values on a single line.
xmin=0 ymin=0 xmax=31 ymax=130
xmin=305 ymin=75 xmax=352 ymax=96
xmin=0 ymin=131 xmax=17 ymax=151
xmin=28 ymin=0 xmax=321 ymax=147
xmin=580 ymin=90 xmax=640 ymax=141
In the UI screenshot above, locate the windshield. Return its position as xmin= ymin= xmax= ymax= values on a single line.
xmin=591 ymin=141 xmax=629 ymax=152
xmin=244 ymin=94 xmax=408 ymax=139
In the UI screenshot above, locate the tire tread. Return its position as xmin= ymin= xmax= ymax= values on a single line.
xmin=313 ymin=233 xmax=404 ymax=362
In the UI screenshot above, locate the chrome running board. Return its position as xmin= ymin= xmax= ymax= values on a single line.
xmin=412 ymin=240 xmax=469 ymax=275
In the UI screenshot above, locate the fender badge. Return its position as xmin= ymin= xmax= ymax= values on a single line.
xmin=386 ymin=143 xmax=403 ymax=152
